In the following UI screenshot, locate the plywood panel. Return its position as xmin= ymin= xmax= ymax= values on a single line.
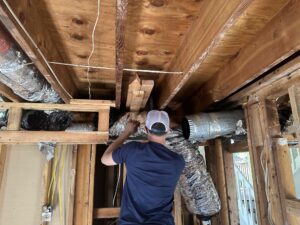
xmin=0 ymin=145 xmax=44 ymax=225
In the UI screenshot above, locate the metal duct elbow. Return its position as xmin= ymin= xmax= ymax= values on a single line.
xmin=182 ymin=110 xmax=245 ymax=141
xmin=0 ymin=26 xmax=61 ymax=103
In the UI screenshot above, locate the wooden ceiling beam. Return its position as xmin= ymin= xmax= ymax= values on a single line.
xmin=115 ymin=0 xmax=128 ymax=108
xmin=155 ymin=0 xmax=252 ymax=109
xmin=186 ymin=0 xmax=300 ymax=113
xmin=0 ymin=82 xmax=22 ymax=102
xmin=0 ymin=1 xmax=77 ymax=103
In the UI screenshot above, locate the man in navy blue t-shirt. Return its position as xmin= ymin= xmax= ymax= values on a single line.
xmin=101 ymin=110 xmax=185 ymax=225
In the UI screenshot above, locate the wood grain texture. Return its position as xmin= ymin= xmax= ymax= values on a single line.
xmin=0 ymin=82 xmax=22 ymax=102
xmin=115 ymin=0 xmax=128 ymax=108
xmin=93 ymin=207 xmax=120 ymax=219
xmin=215 ymin=139 xmax=230 ymax=225
xmin=0 ymin=131 xmax=108 ymax=144
xmin=223 ymin=149 xmax=239 ymax=225
xmin=74 ymin=145 xmax=96 ymax=225
xmin=188 ymin=0 xmax=300 ymax=113
xmin=156 ymin=0 xmax=247 ymax=109
xmin=245 ymin=98 xmax=287 ymax=225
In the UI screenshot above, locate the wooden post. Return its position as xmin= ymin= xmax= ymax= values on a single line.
xmin=98 ymin=109 xmax=110 ymax=132
xmin=174 ymin=187 xmax=182 ymax=225
xmin=74 ymin=145 xmax=96 ymax=225
xmin=274 ymin=138 xmax=300 ymax=225
xmin=245 ymin=97 xmax=287 ymax=225
xmin=215 ymin=139 xmax=230 ymax=225
xmin=223 ymin=147 xmax=239 ymax=225
xmin=288 ymin=85 xmax=300 ymax=144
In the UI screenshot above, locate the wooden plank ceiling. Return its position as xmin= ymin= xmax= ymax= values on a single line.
xmin=2 ymin=0 xmax=297 ymax=113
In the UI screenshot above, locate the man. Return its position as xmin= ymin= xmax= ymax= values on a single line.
xmin=101 ymin=110 xmax=185 ymax=225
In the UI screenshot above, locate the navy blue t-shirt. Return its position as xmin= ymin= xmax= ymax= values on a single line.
xmin=112 ymin=141 xmax=185 ymax=225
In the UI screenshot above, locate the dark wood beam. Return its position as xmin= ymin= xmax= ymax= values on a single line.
xmin=156 ymin=0 xmax=252 ymax=109
xmin=0 ymin=1 xmax=77 ymax=103
xmin=187 ymin=0 xmax=300 ymax=113
xmin=115 ymin=0 xmax=128 ymax=108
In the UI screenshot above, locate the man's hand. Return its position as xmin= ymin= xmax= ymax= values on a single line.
xmin=124 ymin=120 xmax=140 ymax=136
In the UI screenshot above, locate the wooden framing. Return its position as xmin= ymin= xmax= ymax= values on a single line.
xmin=215 ymin=139 xmax=230 ymax=225
xmin=156 ymin=0 xmax=251 ymax=109
xmin=126 ymin=75 xmax=154 ymax=112
xmin=0 ymin=100 xmax=114 ymax=144
xmin=174 ymin=187 xmax=183 ymax=225
xmin=0 ymin=1 xmax=77 ymax=103
xmin=0 ymin=82 xmax=22 ymax=102
xmin=115 ymin=0 xmax=128 ymax=108
xmin=186 ymin=0 xmax=300 ymax=113
xmin=93 ymin=207 xmax=120 ymax=219
xmin=245 ymin=98 xmax=287 ymax=225
xmin=74 ymin=145 xmax=96 ymax=225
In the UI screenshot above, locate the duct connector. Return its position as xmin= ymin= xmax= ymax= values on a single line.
xmin=182 ymin=110 xmax=246 ymax=141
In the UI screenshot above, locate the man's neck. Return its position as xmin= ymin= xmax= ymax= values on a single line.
xmin=148 ymin=134 xmax=166 ymax=145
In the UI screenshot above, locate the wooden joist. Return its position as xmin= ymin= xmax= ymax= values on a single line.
xmin=187 ymin=0 xmax=300 ymax=112
xmin=228 ymin=57 xmax=300 ymax=104
xmin=115 ymin=0 xmax=128 ymax=108
xmin=156 ymin=0 xmax=251 ymax=109
xmin=0 ymin=1 xmax=77 ymax=103
xmin=93 ymin=207 xmax=120 ymax=219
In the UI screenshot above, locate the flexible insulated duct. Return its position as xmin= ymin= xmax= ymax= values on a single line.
xmin=0 ymin=96 xmax=7 ymax=128
xmin=182 ymin=110 xmax=245 ymax=141
xmin=0 ymin=27 xmax=60 ymax=103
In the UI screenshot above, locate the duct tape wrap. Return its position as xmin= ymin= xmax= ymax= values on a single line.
xmin=0 ymin=38 xmax=61 ymax=103
xmin=166 ymin=130 xmax=221 ymax=216
xmin=182 ymin=110 xmax=245 ymax=141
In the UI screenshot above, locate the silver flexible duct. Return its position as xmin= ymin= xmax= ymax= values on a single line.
xmin=0 ymin=27 xmax=60 ymax=103
xmin=182 ymin=110 xmax=245 ymax=141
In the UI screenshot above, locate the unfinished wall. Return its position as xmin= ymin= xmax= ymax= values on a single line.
xmin=0 ymin=145 xmax=44 ymax=225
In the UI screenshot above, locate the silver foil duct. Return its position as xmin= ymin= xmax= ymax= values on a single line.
xmin=182 ymin=110 xmax=245 ymax=141
xmin=166 ymin=130 xmax=221 ymax=216
xmin=0 ymin=28 xmax=61 ymax=103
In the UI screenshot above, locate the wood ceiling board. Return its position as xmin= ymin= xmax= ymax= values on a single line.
xmin=155 ymin=0 xmax=248 ymax=109
xmin=185 ymin=0 xmax=300 ymax=113
xmin=41 ymin=0 xmax=116 ymax=97
xmin=124 ymin=0 xmax=204 ymax=71
xmin=164 ymin=0 xmax=290 ymax=106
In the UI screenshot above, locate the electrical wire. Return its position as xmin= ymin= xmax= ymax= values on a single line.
xmin=48 ymin=61 xmax=183 ymax=75
xmin=48 ymin=145 xmax=60 ymax=205
xmin=58 ymin=146 xmax=67 ymax=225
xmin=86 ymin=0 xmax=101 ymax=99
xmin=112 ymin=164 xmax=121 ymax=206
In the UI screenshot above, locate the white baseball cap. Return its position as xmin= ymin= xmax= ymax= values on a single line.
xmin=146 ymin=110 xmax=170 ymax=134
